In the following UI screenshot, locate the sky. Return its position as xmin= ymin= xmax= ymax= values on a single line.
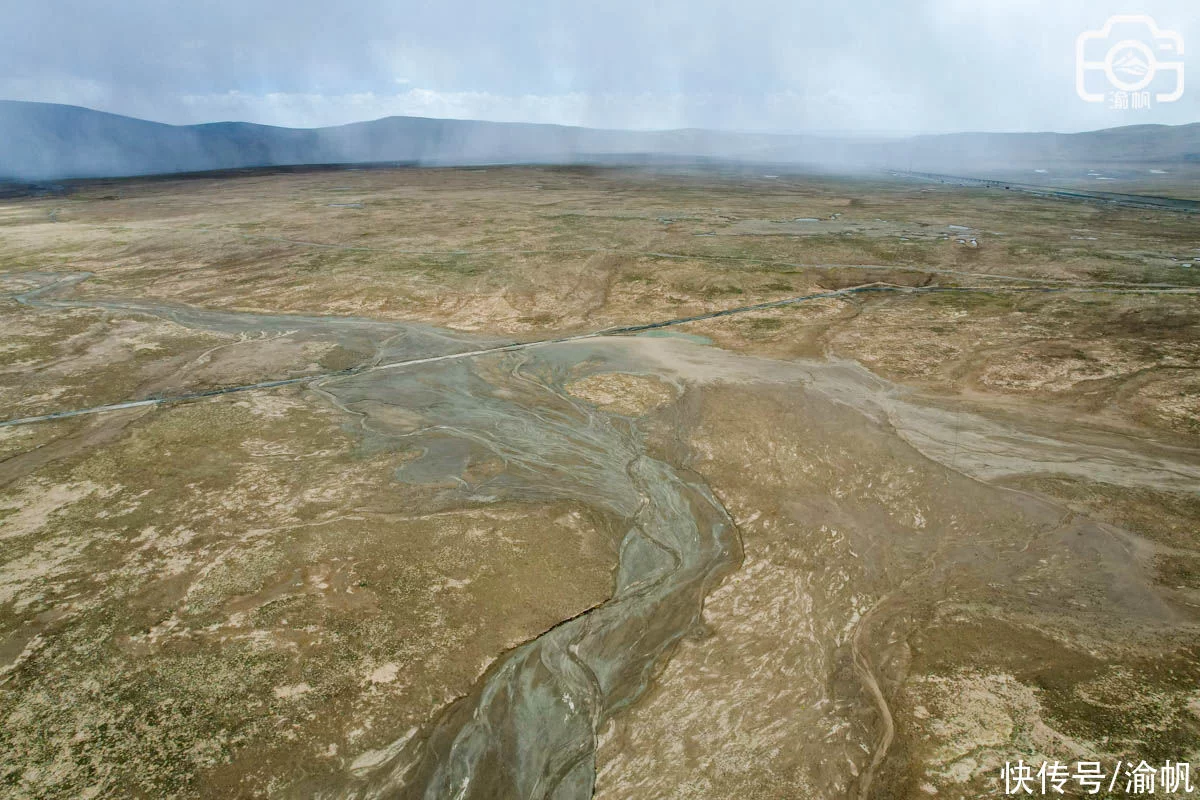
xmin=1 ymin=0 xmax=1197 ymax=134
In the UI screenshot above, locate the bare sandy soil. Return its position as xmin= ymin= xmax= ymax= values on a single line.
xmin=0 ymin=165 xmax=1198 ymax=799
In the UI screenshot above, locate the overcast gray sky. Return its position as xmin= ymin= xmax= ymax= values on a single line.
xmin=2 ymin=0 xmax=1196 ymax=133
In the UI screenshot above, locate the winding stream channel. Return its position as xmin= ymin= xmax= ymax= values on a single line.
xmin=325 ymin=343 xmax=742 ymax=799
xmin=9 ymin=273 xmax=745 ymax=798
xmin=8 ymin=273 xmax=1200 ymax=798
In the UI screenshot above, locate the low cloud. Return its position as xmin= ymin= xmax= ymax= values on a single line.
xmin=2 ymin=0 xmax=1196 ymax=133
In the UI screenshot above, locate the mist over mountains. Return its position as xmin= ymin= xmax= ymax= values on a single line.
xmin=2 ymin=100 xmax=1198 ymax=181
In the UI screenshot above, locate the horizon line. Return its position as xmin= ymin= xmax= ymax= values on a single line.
xmin=3 ymin=97 xmax=1197 ymax=140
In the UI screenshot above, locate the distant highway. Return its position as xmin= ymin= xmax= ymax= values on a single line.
xmin=5 ymin=281 xmax=1199 ymax=429
xmin=891 ymin=170 xmax=1200 ymax=214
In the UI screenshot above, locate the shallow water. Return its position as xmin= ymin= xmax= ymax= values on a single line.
xmin=14 ymin=273 xmax=743 ymax=799
xmin=325 ymin=348 xmax=740 ymax=799
xmin=14 ymin=274 xmax=1199 ymax=799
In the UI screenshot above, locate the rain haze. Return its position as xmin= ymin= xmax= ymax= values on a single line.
xmin=2 ymin=0 xmax=1197 ymax=132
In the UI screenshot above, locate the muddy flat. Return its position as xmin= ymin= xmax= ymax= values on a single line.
xmin=1 ymin=165 xmax=1198 ymax=799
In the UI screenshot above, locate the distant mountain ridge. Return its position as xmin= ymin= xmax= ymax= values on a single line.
xmin=1 ymin=100 xmax=1198 ymax=181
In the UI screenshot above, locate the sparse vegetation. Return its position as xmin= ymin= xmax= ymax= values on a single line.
xmin=2 ymin=166 xmax=1198 ymax=798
